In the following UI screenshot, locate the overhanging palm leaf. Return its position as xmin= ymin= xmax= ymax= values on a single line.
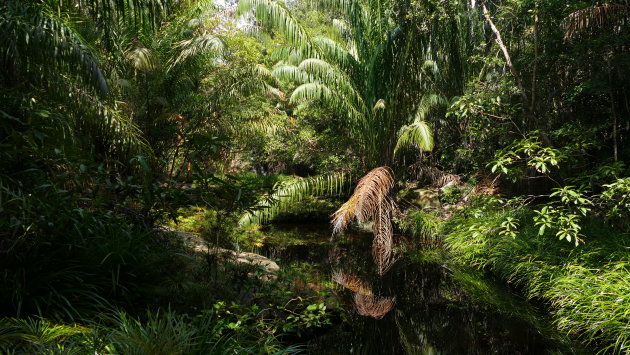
xmin=239 ymin=173 xmax=350 ymax=226
xmin=237 ymin=0 xmax=311 ymax=51
xmin=169 ymin=33 xmax=226 ymax=69
xmin=394 ymin=120 xmax=434 ymax=155
xmin=0 ymin=2 xmax=108 ymax=95
xmin=331 ymin=167 xmax=395 ymax=233
xmin=331 ymin=166 xmax=398 ymax=274
xmin=354 ymin=293 xmax=396 ymax=319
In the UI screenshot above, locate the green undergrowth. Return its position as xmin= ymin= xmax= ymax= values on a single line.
xmin=439 ymin=196 xmax=630 ymax=354
xmin=0 ymin=307 xmax=303 ymax=354
xmin=1 ymin=196 xmax=338 ymax=353
xmin=167 ymin=206 xmax=267 ymax=250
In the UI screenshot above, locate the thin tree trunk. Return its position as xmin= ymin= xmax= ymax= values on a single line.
xmin=531 ymin=5 xmax=539 ymax=126
xmin=481 ymin=2 xmax=530 ymax=127
xmin=608 ymin=63 xmax=619 ymax=161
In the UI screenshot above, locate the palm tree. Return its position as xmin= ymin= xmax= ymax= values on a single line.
xmin=0 ymin=0 xmax=177 ymax=161
xmin=238 ymin=0 xmax=477 ymax=226
xmin=1 ymin=0 xmax=175 ymax=95
xmin=237 ymin=0 xmax=478 ymax=274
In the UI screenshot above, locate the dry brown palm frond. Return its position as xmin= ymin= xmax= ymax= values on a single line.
xmin=331 ymin=166 xmax=395 ymax=234
xmin=354 ymin=293 xmax=396 ymax=319
xmin=332 ymin=270 xmax=373 ymax=296
xmin=563 ymin=3 xmax=630 ymax=40
xmin=372 ymin=241 xmax=397 ymax=275
xmin=331 ymin=166 xmax=398 ymax=274
xmin=409 ymin=164 xmax=461 ymax=188
xmin=464 ymin=175 xmax=500 ymax=201
xmin=372 ymin=197 xmax=398 ymax=275
xmin=372 ymin=237 xmax=398 ymax=275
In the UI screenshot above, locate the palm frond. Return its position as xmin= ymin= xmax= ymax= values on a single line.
xmin=269 ymin=46 xmax=309 ymax=65
xmin=332 ymin=18 xmax=353 ymax=42
xmin=563 ymin=3 xmax=630 ymax=39
xmin=76 ymin=0 xmax=175 ymax=29
xmin=312 ymin=37 xmax=359 ymax=73
xmin=272 ymin=64 xmax=312 ymax=84
xmin=209 ymin=64 xmax=277 ymax=101
xmin=372 ymin=195 xmax=397 ymax=275
xmin=239 ymin=173 xmax=350 ymax=226
xmin=1 ymin=2 xmax=108 ymax=95
xmin=169 ymin=33 xmax=225 ymax=69
xmin=332 ymin=270 xmax=373 ymax=296
xmin=125 ymin=45 xmax=157 ymax=71
xmin=372 ymin=99 xmax=385 ymax=112
xmin=238 ymin=0 xmax=311 ymax=51
xmin=289 ymin=83 xmax=364 ymax=126
xmin=331 ymin=166 xmax=394 ymax=234
xmin=415 ymin=93 xmax=448 ymax=120
xmin=354 ymin=294 xmax=395 ymax=319
xmin=394 ymin=120 xmax=434 ymax=155
xmin=297 ymin=58 xmax=366 ymax=110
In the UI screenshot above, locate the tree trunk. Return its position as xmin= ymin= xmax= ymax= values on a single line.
xmin=481 ymin=1 xmax=531 ymax=129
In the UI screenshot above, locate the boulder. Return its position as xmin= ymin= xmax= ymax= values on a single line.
xmin=400 ymin=188 xmax=441 ymax=209
xmin=160 ymin=227 xmax=279 ymax=274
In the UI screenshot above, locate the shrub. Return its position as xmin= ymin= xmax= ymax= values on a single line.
xmin=442 ymin=200 xmax=630 ymax=354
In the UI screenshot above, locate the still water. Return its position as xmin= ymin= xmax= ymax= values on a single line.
xmin=261 ymin=224 xmax=582 ymax=355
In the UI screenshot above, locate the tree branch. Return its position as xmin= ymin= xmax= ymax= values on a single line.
xmin=481 ymin=2 xmax=529 ymax=115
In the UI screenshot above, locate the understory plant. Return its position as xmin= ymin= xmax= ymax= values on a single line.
xmin=0 ymin=307 xmax=304 ymax=354
xmin=442 ymin=197 xmax=630 ymax=354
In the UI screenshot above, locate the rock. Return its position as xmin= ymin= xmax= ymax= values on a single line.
xmin=400 ymin=188 xmax=441 ymax=209
xmin=159 ymin=226 xmax=280 ymax=274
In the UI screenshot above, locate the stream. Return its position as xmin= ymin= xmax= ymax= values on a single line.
xmin=260 ymin=224 xmax=583 ymax=355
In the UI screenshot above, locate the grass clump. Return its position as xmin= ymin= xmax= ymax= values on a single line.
xmin=0 ymin=308 xmax=303 ymax=354
xmin=399 ymin=210 xmax=443 ymax=248
xmin=441 ymin=196 xmax=630 ymax=354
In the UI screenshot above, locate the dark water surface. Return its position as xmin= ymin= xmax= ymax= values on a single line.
xmin=261 ymin=224 xmax=580 ymax=355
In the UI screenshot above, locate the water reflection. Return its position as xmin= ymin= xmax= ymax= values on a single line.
xmin=262 ymin=224 xmax=577 ymax=354
xmin=332 ymin=270 xmax=396 ymax=319
xmin=316 ymin=260 xmax=574 ymax=354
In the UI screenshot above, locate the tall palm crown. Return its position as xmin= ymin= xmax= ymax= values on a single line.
xmin=239 ymin=0 xmax=476 ymax=169
xmin=237 ymin=0 xmax=478 ymax=227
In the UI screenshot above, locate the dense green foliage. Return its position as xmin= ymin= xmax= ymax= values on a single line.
xmin=440 ymin=197 xmax=630 ymax=353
